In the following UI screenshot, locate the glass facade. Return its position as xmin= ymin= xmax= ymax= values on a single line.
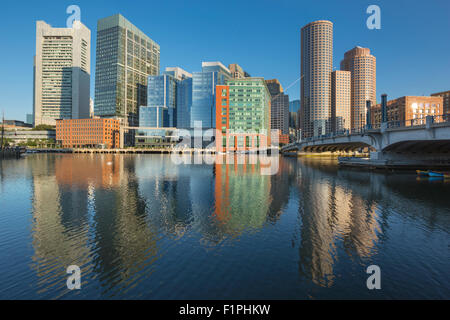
xmin=146 ymin=74 xmax=177 ymax=128
xmin=216 ymin=78 xmax=271 ymax=151
xmin=226 ymin=78 xmax=271 ymax=133
xmin=94 ymin=14 xmax=160 ymax=131
xmin=177 ymin=77 xmax=193 ymax=129
xmin=191 ymin=62 xmax=231 ymax=129
xmin=289 ymin=100 xmax=300 ymax=113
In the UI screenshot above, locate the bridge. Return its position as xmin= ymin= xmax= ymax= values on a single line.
xmin=282 ymin=114 xmax=450 ymax=168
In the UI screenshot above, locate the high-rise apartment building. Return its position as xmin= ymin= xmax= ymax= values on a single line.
xmin=33 ymin=21 xmax=91 ymax=126
xmin=94 ymin=14 xmax=160 ymax=145
xmin=340 ymin=46 xmax=376 ymax=130
xmin=331 ymin=70 xmax=351 ymax=132
xmin=265 ymin=79 xmax=289 ymax=136
xmin=431 ymin=90 xmax=450 ymax=115
xmin=216 ymin=78 xmax=271 ymax=151
xmin=300 ymin=20 xmax=333 ymax=138
xmin=191 ymin=62 xmax=231 ymax=128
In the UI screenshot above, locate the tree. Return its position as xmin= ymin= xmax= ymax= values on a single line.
xmin=33 ymin=124 xmax=55 ymax=131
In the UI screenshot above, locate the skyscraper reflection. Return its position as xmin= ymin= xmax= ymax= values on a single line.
xmin=295 ymin=159 xmax=381 ymax=287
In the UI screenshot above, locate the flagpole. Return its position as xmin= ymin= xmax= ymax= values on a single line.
xmin=1 ymin=111 xmax=4 ymax=151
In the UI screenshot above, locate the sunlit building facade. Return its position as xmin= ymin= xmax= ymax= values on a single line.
xmin=34 ymin=21 xmax=91 ymax=126
xmin=56 ymin=118 xmax=120 ymax=148
xmin=228 ymin=63 xmax=248 ymax=79
xmin=300 ymin=20 xmax=333 ymax=138
xmin=216 ymin=78 xmax=271 ymax=152
xmin=94 ymin=14 xmax=160 ymax=145
xmin=340 ymin=46 xmax=376 ymax=130
xmin=331 ymin=70 xmax=351 ymax=132
xmin=265 ymin=79 xmax=289 ymax=143
xmin=431 ymin=90 xmax=450 ymax=115
xmin=370 ymin=96 xmax=443 ymax=127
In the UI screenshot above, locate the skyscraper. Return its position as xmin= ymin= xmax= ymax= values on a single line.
xmin=331 ymin=70 xmax=351 ymax=132
xmin=340 ymin=46 xmax=376 ymax=130
xmin=143 ymin=73 xmax=178 ymax=128
xmin=175 ymin=78 xmax=193 ymax=130
xmin=191 ymin=62 xmax=231 ymax=129
xmin=300 ymin=20 xmax=333 ymax=138
xmin=164 ymin=67 xmax=193 ymax=130
xmin=265 ymin=79 xmax=289 ymax=136
xmin=33 ymin=21 xmax=90 ymax=126
xmin=94 ymin=14 xmax=160 ymax=145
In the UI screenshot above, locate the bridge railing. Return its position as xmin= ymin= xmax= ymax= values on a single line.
xmin=282 ymin=114 xmax=450 ymax=151
xmin=431 ymin=113 xmax=450 ymax=124
xmin=387 ymin=114 xmax=450 ymax=129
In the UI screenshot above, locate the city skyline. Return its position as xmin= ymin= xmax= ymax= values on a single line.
xmin=0 ymin=0 xmax=449 ymax=122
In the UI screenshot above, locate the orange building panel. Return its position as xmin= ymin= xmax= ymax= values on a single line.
xmin=56 ymin=118 xmax=120 ymax=149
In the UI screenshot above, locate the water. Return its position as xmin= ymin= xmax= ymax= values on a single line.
xmin=0 ymin=154 xmax=449 ymax=299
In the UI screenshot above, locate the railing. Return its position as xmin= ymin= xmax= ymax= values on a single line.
xmin=282 ymin=114 xmax=450 ymax=151
xmin=387 ymin=114 xmax=450 ymax=129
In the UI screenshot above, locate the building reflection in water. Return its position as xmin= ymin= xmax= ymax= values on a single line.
xmin=25 ymin=154 xmax=449 ymax=298
xmin=30 ymin=155 xmax=92 ymax=297
xmin=213 ymin=155 xmax=273 ymax=237
xmin=295 ymin=159 xmax=381 ymax=287
xmin=30 ymin=154 xmax=159 ymax=297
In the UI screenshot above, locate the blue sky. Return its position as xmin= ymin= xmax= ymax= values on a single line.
xmin=0 ymin=0 xmax=449 ymax=121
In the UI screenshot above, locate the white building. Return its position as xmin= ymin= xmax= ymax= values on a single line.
xmin=33 ymin=20 xmax=91 ymax=126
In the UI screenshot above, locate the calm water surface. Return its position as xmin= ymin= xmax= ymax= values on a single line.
xmin=0 ymin=154 xmax=449 ymax=299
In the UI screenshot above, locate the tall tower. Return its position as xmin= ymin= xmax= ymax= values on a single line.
xmin=340 ymin=46 xmax=376 ymax=130
xmin=94 ymin=14 xmax=160 ymax=145
xmin=34 ymin=21 xmax=91 ymax=126
xmin=331 ymin=70 xmax=351 ymax=133
xmin=265 ymin=79 xmax=289 ymax=135
xmin=300 ymin=20 xmax=333 ymax=138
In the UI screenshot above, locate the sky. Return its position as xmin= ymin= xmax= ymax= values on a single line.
xmin=0 ymin=0 xmax=449 ymax=121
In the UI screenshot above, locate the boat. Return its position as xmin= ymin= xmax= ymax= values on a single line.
xmin=416 ymin=170 xmax=429 ymax=176
xmin=428 ymin=171 xmax=444 ymax=178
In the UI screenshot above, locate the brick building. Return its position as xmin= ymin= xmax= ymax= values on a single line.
xmin=370 ymin=96 xmax=443 ymax=127
xmin=431 ymin=90 xmax=450 ymax=115
xmin=56 ymin=118 xmax=120 ymax=148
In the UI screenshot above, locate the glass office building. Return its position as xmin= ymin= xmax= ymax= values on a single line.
xmin=177 ymin=77 xmax=193 ymax=129
xmin=289 ymin=100 xmax=300 ymax=113
xmin=94 ymin=14 xmax=160 ymax=145
xmin=191 ymin=62 xmax=231 ymax=129
xmin=216 ymin=78 xmax=271 ymax=151
xmin=146 ymin=74 xmax=177 ymax=128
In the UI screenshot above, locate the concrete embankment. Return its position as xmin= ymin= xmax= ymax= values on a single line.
xmin=338 ymin=157 xmax=450 ymax=170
